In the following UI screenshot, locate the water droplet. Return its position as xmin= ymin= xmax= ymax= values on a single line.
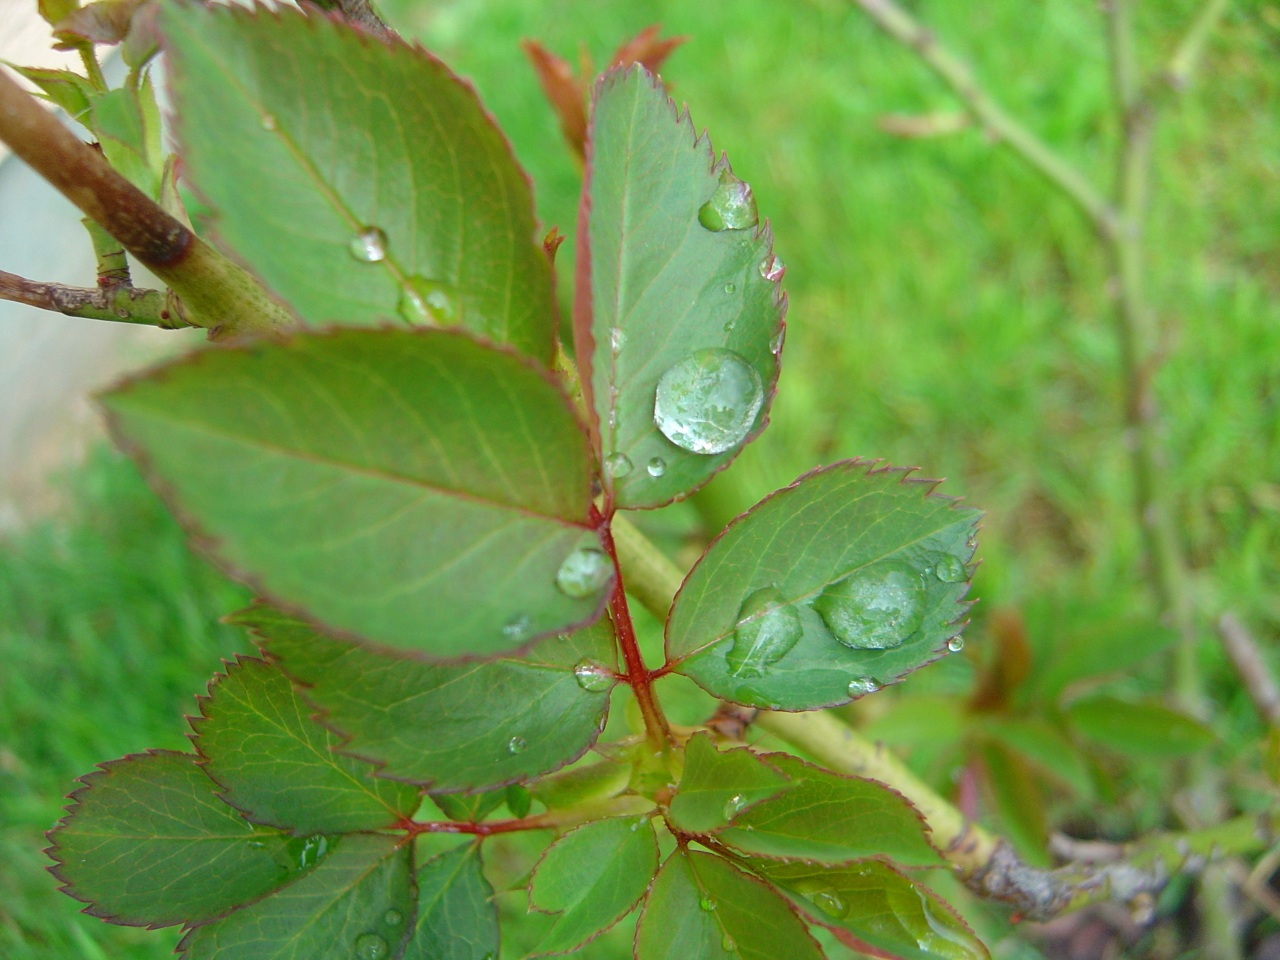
xmin=507 ymin=736 xmax=528 ymax=755
xmin=769 ymin=329 xmax=784 ymax=355
xmin=934 ymin=554 xmax=966 ymax=583
xmin=721 ymin=933 xmax=736 ymax=952
xmin=723 ymin=793 xmax=748 ymax=820
xmin=700 ymin=896 xmax=717 ymax=912
xmin=758 ymin=253 xmax=784 ymax=282
xmin=610 ymin=327 xmax=626 ymax=352
xmin=260 ymin=113 xmax=277 ymax=131
xmin=502 ymin=615 xmax=531 ymax=642
xmin=397 ymin=275 xmax=458 ymax=324
xmin=724 ymin=282 xmax=736 ymax=294
xmin=646 ymin=457 xmax=666 ymax=477
xmin=284 ymin=833 xmax=330 ymax=871
xmin=348 ymin=226 xmax=388 ymax=263
xmin=698 ymin=170 xmax=759 ymax=232
xmin=727 ymin=586 xmax=802 ymax=678
xmin=811 ymin=889 xmax=847 ymax=918
xmin=573 ymin=658 xmax=613 ymax=692
xmin=383 ymin=909 xmax=402 ymax=926
xmin=605 ymin=451 xmax=633 ymax=478
xmin=846 ymin=677 xmax=880 ymax=698
xmin=947 ymin=636 xmax=965 ymax=653
xmin=653 ymin=349 xmax=764 ymax=455
xmin=555 ymin=547 xmax=611 ymax=599
xmin=354 ymin=932 xmax=389 ymax=959
xmin=814 ymin=561 xmax=925 ymax=649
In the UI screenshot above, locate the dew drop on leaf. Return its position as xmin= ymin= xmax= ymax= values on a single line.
xmin=724 ymin=282 xmax=736 ymax=294
xmin=605 ymin=452 xmax=633 ymax=478
xmin=383 ymin=909 xmax=402 ymax=926
xmin=653 ymin=349 xmax=764 ymax=455
xmin=611 ymin=327 xmax=627 ymax=352
xmin=646 ymin=456 xmax=667 ymax=477
xmin=354 ymin=933 xmax=388 ymax=959
xmin=723 ymin=793 xmax=747 ymax=820
xmin=555 ymin=547 xmax=611 ymax=599
xmin=698 ymin=170 xmax=759 ymax=232
xmin=726 ymin=586 xmax=802 ymax=678
xmin=934 ymin=554 xmax=966 ymax=583
xmin=947 ymin=636 xmax=965 ymax=653
xmin=507 ymin=736 xmax=528 ymax=755
xmin=722 ymin=933 xmax=736 ymax=953
xmin=348 ymin=226 xmax=388 ymax=263
xmin=846 ymin=677 xmax=880 ymax=698
xmin=260 ymin=113 xmax=277 ymax=131
xmin=814 ymin=561 xmax=925 ymax=649
xmin=282 ymin=833 xmax=330 ymax=872
xmin=397 ymin=275 xmax=458 ymax=324
xmin=769 ymin=329 xmax=784 ymax=355
xmin=700 ymin=896 xmax=717 ymax=912
xmin=758 ymin=253 xmax=784 ymax=282
xmin=502 ymin=614 xmax=531 ymax=642
xmin=811 ymin=889 xmax=847 ymax=919
xmin=573 ymin=658 xmax=613 ymax=692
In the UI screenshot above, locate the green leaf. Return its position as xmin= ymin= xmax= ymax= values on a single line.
xmin=667 ymin=731 xmax=789 ymax=834
xmin=430 ymin=790 xmax=507 ymax=823
xmin=103 ymin=328 xmax=605 ymax=657
xmin=575 ymin=66 xmax=784 ymax=508
xmin=179 ymin=833 xmax=414 ymax=959
xmin=635 ymin=849 xmax=822 ymax=960
xmin=666 ymin=460 xmax=980 ymax=710
xmin=192 ymin=657 xmax=419 ymax=834
xmin=716 ymin=754 xmax=941 ymax=867
xmin=46 ymin=751 xmax=298 ymax=928
xmin=1065 ymin=695 xmax=1216 ymax=758
xmin=236 ymin=604 xmax=615 ymax=790
xmin=162 ymin=2 xmax=556 ymax=361
xmin=91 ymin=85 xmax=158 ymax=195
xmin=1034 ymin=615 xmax=1179 ymax=702
xmin=977 ymin=717 xmax=1095 ymax=800
xmin=751 ymin=859 xmax=989 ymax=960
xmin=403 ymin=844 xmax=498 ymax=960
xmin=975 ymin=741 xmax=1049 ymax=867
xmin=529 ymin=817 xmax=659 ymax=954
xmin=4 ymin=64 xmax=96 ymax=122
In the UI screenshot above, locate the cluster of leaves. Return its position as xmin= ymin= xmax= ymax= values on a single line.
xmin=37 ymin=2 xmax=987 ymax=957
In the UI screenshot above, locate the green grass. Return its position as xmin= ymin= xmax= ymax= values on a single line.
xmin=2 ymin=0 xmax=1277 ymax=955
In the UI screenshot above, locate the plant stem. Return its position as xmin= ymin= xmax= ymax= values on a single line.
xmin=82 ymin=217 xmax=131 ymax=285
xmin=406 ymin=795 xmax=655 ymax=837
xmin=0 ymin=269 xmax=188 ymax=327
xmin=1217 ymin=613 xmax=1280 ymax=728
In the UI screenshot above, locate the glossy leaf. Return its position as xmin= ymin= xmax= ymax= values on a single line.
xmin=751 ymin=859 xmax=989 ymax=960
xmin=635 ymin=849 xmax=822 ymax=960
xmin=46 ymin=751 xmax=298 ymax=928
xmin=179 ymin=833 xmax=414 ymax=959
xmin=163 ymin=2 xmax=556 ymax=361
xmin=6 ymin=64 xmax=96 ymax=122
xmin=236 ymin=604 xmax=614 ymax=790
xmin=1065 ymin=696 xmax=1216 ymax=758
xmin=667 ymin=731 xmax=789 ymax=834
xmin=403 ymin=844 xmax=498 ymax=960
xmin=529 ymin=817 xmax=659 ymax=954
xmin=193 ymin=657 xmax=419 ymax=834
xmin=716 ymin=754 xmax=941 ymax=867
xmin=667 ymin=460 xmax=980 ymax=710
xmin=103 ymin=328 xmax=605 ymax=657
xmin=977 ymin=717 xmax=1095 ymax=800
xmin=574 ymin=66 xmax=785 ymax=508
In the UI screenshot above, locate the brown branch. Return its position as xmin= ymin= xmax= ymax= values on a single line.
xmin=1217 ymin=612 xmax=1280 ymax=727
xmin=0 ymin=269 xmax=189 ymax=327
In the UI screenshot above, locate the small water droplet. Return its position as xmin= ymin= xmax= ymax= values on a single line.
xmin=555 ymin=546 xmax=611 ymax=599
xmin=758 ymin=253 xmax=784 ymax=282
xmin=285 ymin=833 xmax=329 ymax=871
xmin=727 ymin=586 xmax=802 ymax=678
xmin=846 ymin=677 xmax=880 ymax=698
xmin=814 ymin=561 xmax=925 ymax=649
xmin=721 ymin=933 xmax=736 ymax=952
xmin=573 ymin=658 xmax=613 ymax=692
xmin=947 ymin=636 xmax=965 ymax=653
xmin=722 ymin=318 xmax=736 ymax=333
xmin=724 ymin=282 xmax=736 ymax=294
xmin=605 ymin=451 xmax=633 ymax=478
xmin=507 ymin=736 xmax=528 ymax=755
xmin=723 ymin=793 xmax=747 ymax=820
xmin=247 ymin=840 xmax=265 ymax=849
xmin=698 ymin=170 xmax=759 ymax=232
xmin=966 ymin=535 xmax=978 ymax=549
xmin=502 ymin=615 xmax=531 ymax=642
xmin=646 ymin=456 xmax=666 ymax=477
xmin=354 ymin=932 xmax=388 ymax=960
xmin=397 ymin=275 xmax=458 ymax=324
xmin=610 ymin=327 xmax=626 ymax=352
xmin=811 ymin=890 xmax=847 ymax=918
xmin=260 ymin=113 xmax=277 ymax=131
xmin=700 ymin=896 xmax=717 ymax=912
xmin=383 ymin=909 xmax=402 ymax=926
xmin=934 ymin=554 xmax=966 ymax=583
xmin=769 ymin=329 xmax=784 ymax=355
xmin=653 ymin=348 xmax=764 ymax=455
xmin=348 ymin=226 xmax=388 ymax=263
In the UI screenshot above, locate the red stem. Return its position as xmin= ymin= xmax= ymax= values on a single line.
xmin=403 ymin=816 xmax=548 ymax=837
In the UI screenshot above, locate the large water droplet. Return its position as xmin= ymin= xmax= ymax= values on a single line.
xmin=758 ymin=253 xmax=784 ymax=282
xmin=282 ymin=833 xmax=330 ymax=872
xmin=605 ymin=452 xmax=633 ymax=479
xmin=814 ymin=561 xmax=925 ymax=649
xmin=507 ymin=736 xmax=528 ymax=755
xmin=947 ymin=636 xmax=965 ymax=653
xmin=573 ymin=658 xmax=613 ymax=692
xmin=555 ymin=547 xmax=611 ymax=599
xmin=349 ymin=226 xmax=388 ymax=263
xmin=646 ymin=457 xmax=666 ymax=477
xmin=698 ymin=170 xmax=759 ymax=232
xmin=502 ymin=615 xmax=531 ymax=642
xmin=723 ymin=793 xmax=748 ymax=820
xmin=383 ymin=909 xmax=402 ymax=926
xmin=846 ymin=677 xmax=880 ymax=698
xmin=934 ymin=554 xmax=966 ymax=583
xmin=699 ymin=896 xmax=717 ymax=912
xmin=398 ymin=275 xmax=458 ymax=324
xmin=653 ymin=349 xmax=764 ymax=455
xmin=354 ymin=933 xmax=389 ymax=959
xmin=726 ymin=586 xmax=802 ymax=678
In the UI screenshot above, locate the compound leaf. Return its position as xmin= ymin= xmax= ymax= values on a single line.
xmin=1065 ymin=696 xmax=1216 ymax=758
xmin=667 ymin=731 xmax=789 ymax=834
xmin=403 ymin=844 xmax=498 ymax=960
xmin=666 ymin=460 xmax=979 ymax=710
xmin=193 ymin=657 xmax=419 ymax=834
xmin=528 ymin=817 xmax=659 ymax=955
xmin=235 ymin=604 xmax=615 ymax=790
xmin=575 ymin=66 xmax=784 ymax=509
xmin=46 ymin=751 xmax=298 ymax=928
xmin=103 ymin=328 xmax=606 ymax=657
xmin=635 ymin=849 xmax=822 ymax=960
xmin=163 ymin=2 xmax=557 ymax=361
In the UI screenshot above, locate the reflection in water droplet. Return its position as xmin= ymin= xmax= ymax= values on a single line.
xmin=573 ymin=658 xmax=613 ymax=692
xmin=502 ymin=615 xmax=531 ymax=642
xmin=354 ymin=932 xmax=389 ymax=959
xmin=724 ymin=282 xmax=736 ymax=294
xmin=846 ymin=677 xmax=881 ymax=698
xmin=611 ymin=327 xmax=626 ymax=352
xmin=698 ymin=170 xmax=759 ymax=232
xmin=282 ymin=833 xmax=330 ymax=872
xmin=398 ymin=275 xmax=458 ymax=324
xmin=947 ymin=636 xmax=965 ymax=653
xmin=383 ymin=909 xmax=402 ymax=926
xmin=814 ymin=561 xmax=925 ymax=649
xmin=646 ymin=457 xmax=666 ymax=477
xmin=700 ymin=896 xmax=717 ymax=912
xmin=727 ymin=586 xmax=802 ymax=678
xmin=723 ymin=793 xmax=747 ymax=820
xmin=605 ymin=452 xmax=633 ymax=479
xmin=653 ymin=349 xmax=764 ymax=455
xmin=261 ymin=114 xmax=277 ymax=131
xmin=348 ymin=226 xmax=388 ymax=263
xmin=555 ymin=547 xmax=611 ymax=599
xmin=769 ymin=329 xmax=784 ymax=355
xmin=758 ymin=253 xmax=784 ymax=282
xmin=507 ymin=736 xmax=528 ymax=755
xmin=910 ymin=887 xmax=975 ymax=953
xmin=934 ymin=554 xmax=966 ymax=583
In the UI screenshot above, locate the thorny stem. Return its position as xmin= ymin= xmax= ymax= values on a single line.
xmin=0 ymin=269 xmax=189 ymax=327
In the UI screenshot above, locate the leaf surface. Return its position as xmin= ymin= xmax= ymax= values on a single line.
xmin=193 ymin=657 xmax=419 ymax=834
xmin=667 ymin=731 xmax=789 ymax=834
xmin=236 ymin=604 xmax=614 ymax=790
xmin=635 ymin=849 xmax=822 ymax=960
xmin=529 ymin=817 xmax=658 ymax=954
xmin=163 ymin=2 xmax=556 ymax=361
xmin=1065 ymin=696 xmax=1216 ymax=757
xmin=666 ymin=460 xmax=980 ymax=710
xmin=46 ymin=751 xmax=297 ymax=928
xmin=575 ymin=66 xmax=785 ymax=508
xmin=103 ymin=328 xmax=605 ymax=657
xmin=403 ymin=844 xmax=498 ymax=960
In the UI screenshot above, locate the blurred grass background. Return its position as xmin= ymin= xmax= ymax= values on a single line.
xmin=2 ymin=0 xmax=1277 ymax=956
